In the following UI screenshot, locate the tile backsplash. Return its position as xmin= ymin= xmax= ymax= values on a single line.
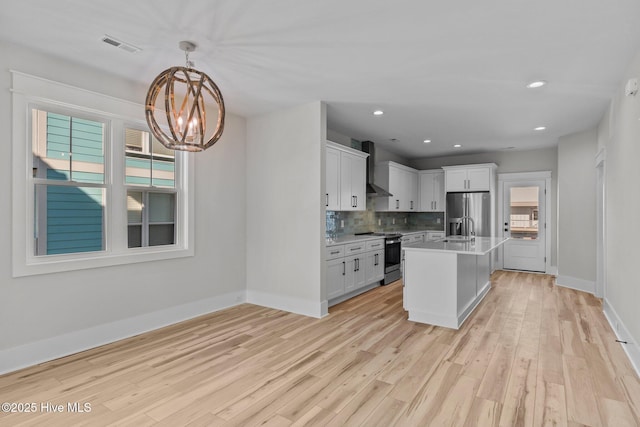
xmin=326 ymin=195 xmax=444 ymax=237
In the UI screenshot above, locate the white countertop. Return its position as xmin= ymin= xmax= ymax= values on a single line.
xmin=326 ymin=229 xmax=445 ymax=246
xmin=402 ymin=236 xmax=508 ymax=255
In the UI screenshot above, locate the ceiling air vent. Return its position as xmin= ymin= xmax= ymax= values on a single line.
xmin=101 ymin=35 xmax=141 ymax=53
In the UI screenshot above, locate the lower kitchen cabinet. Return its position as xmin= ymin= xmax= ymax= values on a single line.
xmin=426 ymin=231 xmax=445 ymax=241
xmin=326 ymin=257 xmax=346 ymax=300
xmin=326 ymin=238 xmax=384 ymax=305
xmin=345 ymin=254 xmax=366 ymax=292
xmin=364 ymin=249 xmax=384 ymax=285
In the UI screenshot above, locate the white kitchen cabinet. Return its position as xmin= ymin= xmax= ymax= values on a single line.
xmin=419 ymin=170 xmax=445 ymax=211
xmin=326 ymin=141 xmax=368 ymax=211
xmin=426 ymin=231 xmax=445 ymax=241
xmin=327 ymin=238 xmax=384 ymax=305
xmin=364 ymin=249 xmax=384 ymax=285
xmin=344 ymin=254 xmax=366 ymax=292
xmin=443 ymin=164 xmax=496 ymax=192
xmin=375 ymin=161 xmax=419 ymax=212
xmin=325 ymin=146 xmax=341 ymax=210
xmin=326 ymin=257 xmax=346 ymax=299
xmin=401 ymin=232 xmax=425 ymax=245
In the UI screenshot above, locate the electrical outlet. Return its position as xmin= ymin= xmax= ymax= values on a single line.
xmin=378 ymin=219 xmax=381 ymax=226
xmin=392 ymin=218 xmax=395 ymax=224
xmin=340 ymin=220 xmax=344 ymax=228
xmin=437 ymin=218 xmax=441 ymax=224
xmin=404 ymin=218 xmax=407 ymax=224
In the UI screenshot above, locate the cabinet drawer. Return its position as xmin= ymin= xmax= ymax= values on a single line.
xmin=345 ymin=242 xmax=366 ymax=255
xmin=426 ymin=231 xmax=445 ymax=241
xmin=365 ymin=239 xmax=384 ymax=251
xmin=326 ymin=245 xmax=345 ymax=260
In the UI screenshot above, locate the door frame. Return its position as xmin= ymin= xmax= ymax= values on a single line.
xmin=497 ymin=171 xmax=552 ymax=273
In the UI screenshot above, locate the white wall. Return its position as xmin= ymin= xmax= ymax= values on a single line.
xmin=411 ymin=147 xmax=559 ymax=266
xmin=246 ymin=102 xmax=326 ymax=317
xmin=0 ymin=42 xmax=247 ymax=373
xmin=556 ymin=129 xmax=597 ymax=291
xmin=598 ymin=48 xmax=640 ymax=372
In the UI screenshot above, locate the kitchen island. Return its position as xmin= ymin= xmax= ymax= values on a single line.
xmin=402 ymin=236 xmax=508 ymax=329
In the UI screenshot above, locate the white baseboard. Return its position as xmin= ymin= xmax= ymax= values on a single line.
xmin=556 ymin=275 xmax=595 ymax=294
xmin=0 ymin=290 xmax=246 ymax=376
xmin=603 ymin=299 xmax=640 ymax=378
xmin=246 ymin=290 xmax=324 ymax=319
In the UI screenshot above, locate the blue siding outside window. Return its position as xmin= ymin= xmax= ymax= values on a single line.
xmin=38 ymin=112 xmax=105 ymax=255
xmin=45 ymin=186 xmax=104 ymax=254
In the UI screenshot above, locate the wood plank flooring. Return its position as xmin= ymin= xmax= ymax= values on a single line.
xmin=1 ymin=270 xmax=639 ymax=426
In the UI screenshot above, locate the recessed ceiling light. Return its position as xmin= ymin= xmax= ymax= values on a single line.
xmin=453 ymin=144 xmax=462 ymax=148
xmin=534 ymin=126 xmax=546 ymax=131
xmin=423 ymin=139 xmax=431 ymax=143
xmin=373 ymin=110 xmax=384 ymax=116
xmin=526 ymin=80 xmax=547 ymax=89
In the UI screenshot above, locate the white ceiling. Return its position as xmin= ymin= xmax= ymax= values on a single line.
xmin=2 ymin=1 xmax=640 ymax=159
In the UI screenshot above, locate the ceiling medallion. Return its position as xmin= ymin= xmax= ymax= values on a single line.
xmin=145 ymin=41 xmax=225 ymax=151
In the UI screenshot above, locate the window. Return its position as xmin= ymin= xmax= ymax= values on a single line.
xmin=32 ymin=110 xmax=107 ymax=255
xmin=124 ymin=128 xmax=176 ymax=248
xmin=12 ymin=71 xmax=194 ymax=277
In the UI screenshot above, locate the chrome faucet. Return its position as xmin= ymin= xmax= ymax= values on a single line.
xmin=460 ymin=215 xmax=475 ymax=240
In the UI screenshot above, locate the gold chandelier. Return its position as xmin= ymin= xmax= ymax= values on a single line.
xmin=145 ymin=41 xmax=225 ymax=151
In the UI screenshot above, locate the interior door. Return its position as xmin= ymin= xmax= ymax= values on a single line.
xmin=503 ymin=181 xmax=546 ymax=272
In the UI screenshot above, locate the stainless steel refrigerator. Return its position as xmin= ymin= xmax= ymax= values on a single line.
xmin=446 ymin=192 xmax=491 ymax=237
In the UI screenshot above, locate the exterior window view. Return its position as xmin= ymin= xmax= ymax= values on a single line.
xmin=509 ymin=186 xmax=539 ymax=240
xmin=125 ymin=128 xmax=176 ymax=248
xmin=31 ymin=111 xmax=178 ymax=255
xmin=32 ymin=110 xmax=106 ymax=255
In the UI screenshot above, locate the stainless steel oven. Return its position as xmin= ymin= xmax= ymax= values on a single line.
xmin=382 ymin=233 xmax=402 ymax=284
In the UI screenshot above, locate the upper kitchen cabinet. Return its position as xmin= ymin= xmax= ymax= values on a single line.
xmin=418 ymin=170 xmax=445 ymax=211
xmin=442 ymin=164 xmax=497 ymax=192
xmin=325 ymin=145 xmax=341 ymax=210
xmin=325 ymin=141 xmax=368 ymax=211
xmin=375 ymin=161 xmax=419 ymax=212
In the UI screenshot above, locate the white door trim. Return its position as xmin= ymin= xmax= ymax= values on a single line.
xmin=497 ymin=171 xmax=552 ymax=274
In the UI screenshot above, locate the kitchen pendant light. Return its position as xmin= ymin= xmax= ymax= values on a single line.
xmin=145 ymin=41 xmax=225 ymax=151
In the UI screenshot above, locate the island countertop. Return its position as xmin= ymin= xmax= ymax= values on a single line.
xmin=402 ymin=236 xmax=508 ymax=256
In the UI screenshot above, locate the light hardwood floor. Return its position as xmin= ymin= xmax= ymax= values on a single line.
xmin=1 ymin=271 xmax=639 ymax=426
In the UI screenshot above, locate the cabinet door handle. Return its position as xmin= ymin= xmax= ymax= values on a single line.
xmin=410 ymin=201 xmax=413 ymax=210
xmin=343 ymin=261 xmax=345 ymax=275
xmin=326 ymin=193 xmax=329 ymax=207
xmin=330 ymin=250 xmax=340 ymax=255
xmin=355 ymin=195 xmax=358 ymax=207
xmin=396 ymin=199 xmax=399 ymax=209
xmin=374 ymin=253 xmax=378 ymax=266
xmin=350 ymin=246 xmax=362 ymax=251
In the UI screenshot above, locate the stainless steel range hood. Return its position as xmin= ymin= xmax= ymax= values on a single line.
xmin=361 ymin=140 xmax=393 ymax=197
